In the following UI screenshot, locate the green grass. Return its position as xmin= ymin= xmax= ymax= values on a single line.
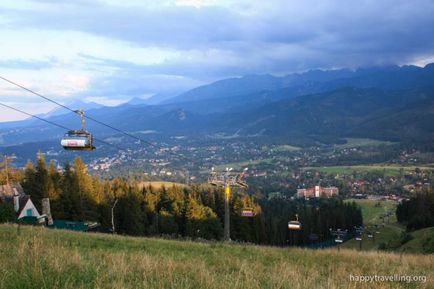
xmin=303 ymin=164 xmax=434 ymax=176
xmin=336 ymin=138 xmax=395 ymax=148
xmin=342 ymin=199 xmax=404 ymax=251
xmin=343 ymin=199 xmax=434 ymax=254
xmin=275 ymin=144 xmax=301 ymax=152
xmin=342 ymin=223 xmax=404 ymax=251
xmin=400 ymin=227 xmax=434 ymax=254
xmin=342 ymin=224 xmax=434 ymax=254
xmin=0 ymin=224 xmax=433 ymax=288
xmin=138 ymin=181 xmax=186 ymax=189
xmin=345 ymin=199 xmax=397 ymax=225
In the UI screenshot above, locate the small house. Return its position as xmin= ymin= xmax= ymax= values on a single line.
xmin=0 ymin=184 xmax=41 ymax=221
xmin=15 ymin=195 xmax=41 ymax=220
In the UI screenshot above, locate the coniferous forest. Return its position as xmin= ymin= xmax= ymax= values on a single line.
xmin=396 ymin=190 xmax=434 ymax=230
xmin=18 ymin=154 xmax=362 ymax=246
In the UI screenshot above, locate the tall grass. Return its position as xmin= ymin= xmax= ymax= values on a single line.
xmin=0 ymin=224 xmax=432 ymax=289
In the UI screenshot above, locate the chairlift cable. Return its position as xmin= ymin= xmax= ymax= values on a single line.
xmin=0 ymin=101 xmax=124 ymax=151
xmin=0 ymin=76 xmax=193 ymax=162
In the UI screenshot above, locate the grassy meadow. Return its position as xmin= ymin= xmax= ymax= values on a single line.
xmin=345 ymin=199 xmax=397 ymax=225
xmin=335 ymin=138 xmax=395 ymax=148
xmin=137 ymin=181 xmax=186 ymax=189
xmin=303 ymin=164 xmax=434 ymax=177
xmin=342 ymin=199 xmax=400 ymax=252
xmin=342 ymin=199 xmax=434 ymax=254
xmin=0 ymin=224 xmax=433 ymax=289
xmin=400 ymin=227 xmax=434 ymax=254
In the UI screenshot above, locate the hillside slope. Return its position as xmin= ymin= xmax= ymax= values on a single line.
xmin=0 ymin=224 xmax=432 ymax=289
xmin=400 ymin=227 xmax=434 ymax=254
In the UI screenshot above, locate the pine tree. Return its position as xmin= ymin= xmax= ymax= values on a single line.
xmin=115 ymin=186 xmax=145 ymax=236
xmin=185 ymin=196 xmax=222 ymax=240
xmin=22 ymin=160 xmax=36 ymax=197
xmin=72 ymin=157 xmax=97 ymax=221
xmin=47 ymin=160 xmax=60 ymax=200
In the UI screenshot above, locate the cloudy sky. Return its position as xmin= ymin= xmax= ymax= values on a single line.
xmin=1 ymin=0 xmax=434 ymax=121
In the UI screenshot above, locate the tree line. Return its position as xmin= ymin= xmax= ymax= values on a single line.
xmin=10 ymin=154 xmax=363 ymax=246
xmin=396 ymin=189 xmax=434 ymax=230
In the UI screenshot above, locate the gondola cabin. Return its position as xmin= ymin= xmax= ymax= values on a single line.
xmin=288 ymin=221 xmax=302 ymax=230
xmin=61 ymin=130 xmax=95 ymax=151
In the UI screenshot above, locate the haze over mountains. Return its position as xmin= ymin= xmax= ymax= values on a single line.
xmin=1 ymin=64 xmax=434 ymax=147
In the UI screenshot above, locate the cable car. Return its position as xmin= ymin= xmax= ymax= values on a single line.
xmin=61 ymin=110 xmax=95 ymax=151
xmin=288 ymin=214 xmax=302 ymax=230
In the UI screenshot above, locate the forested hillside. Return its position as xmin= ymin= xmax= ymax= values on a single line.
xmin=11 ymin=153 xmax=362 ymax=245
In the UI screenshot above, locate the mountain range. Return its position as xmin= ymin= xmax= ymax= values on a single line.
xmin=1 ymin=64 xmax=434 ymax=147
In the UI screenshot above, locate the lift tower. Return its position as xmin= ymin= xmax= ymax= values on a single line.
xmin=208 ymin=167 xmax=248 ymax=241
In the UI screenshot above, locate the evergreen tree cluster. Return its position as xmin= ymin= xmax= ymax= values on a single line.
xmin=19 ymin=154 xmax=363 ymax=246
xmin=396 ymin=189 xmax=434 ymax=230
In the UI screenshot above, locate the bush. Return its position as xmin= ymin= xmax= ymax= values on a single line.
xmin=399 ymin=232 xmax=413 ymax=245
xmin=422 ymin=236 xmax=434 ymax=254
xmin=0 ymin=203 xmax=16 ymax=223
xmin=378 ymin=242 xmax=387 ymax=250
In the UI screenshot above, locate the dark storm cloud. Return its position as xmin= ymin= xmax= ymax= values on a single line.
xmin=7 ymin=1 xmax=434 ymax=68
xmin=2 ymin=0 xmax=434 ymax=104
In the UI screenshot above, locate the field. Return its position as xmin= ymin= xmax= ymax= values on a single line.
xmin=345 ymin=199 xmax=397 ymax=225
xmin=273 ymin=144 xmax=301 ymax=152
xmin=303 ymin=164 xmax=434 ymax=176
xmin=335 ymin=138 xmax=395 ymax=148
xmin=342 ymin=199 xmax=401 ymax=251
xmin=0 ymin=224 xmax=433 ymax=289
xmin=138 ymin=181 xmax=186 ymax=189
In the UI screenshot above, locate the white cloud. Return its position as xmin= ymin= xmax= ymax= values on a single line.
xmin=0 ymin=29 xmax=180 ymax=67
xmin=0 ymin=101 xmax=57 ymax=122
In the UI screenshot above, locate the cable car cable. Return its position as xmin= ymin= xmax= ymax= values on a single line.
xmin=0 ymin=76 xmax=193 ymax=163
xmin=0 ymin=101 xmax=125 ymax=151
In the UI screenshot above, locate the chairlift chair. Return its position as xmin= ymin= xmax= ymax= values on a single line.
xmin=241 ymin=207 xmax=255 ymax=217
xmin=288 ymin=214 xmax=302 ymax=230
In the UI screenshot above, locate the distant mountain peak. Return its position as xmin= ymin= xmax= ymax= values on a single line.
xmin=38 ymin=100 xmax=104 ymax=118
xmin=127 ymin=97 xmax=150 ymax=105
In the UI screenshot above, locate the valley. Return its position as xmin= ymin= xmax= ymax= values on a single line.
xmin=1 ymin=1 xmax=434 ymax=288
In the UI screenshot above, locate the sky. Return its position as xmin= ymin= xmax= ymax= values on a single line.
xmin=1 ymin=0 xmax=434 ymax=121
